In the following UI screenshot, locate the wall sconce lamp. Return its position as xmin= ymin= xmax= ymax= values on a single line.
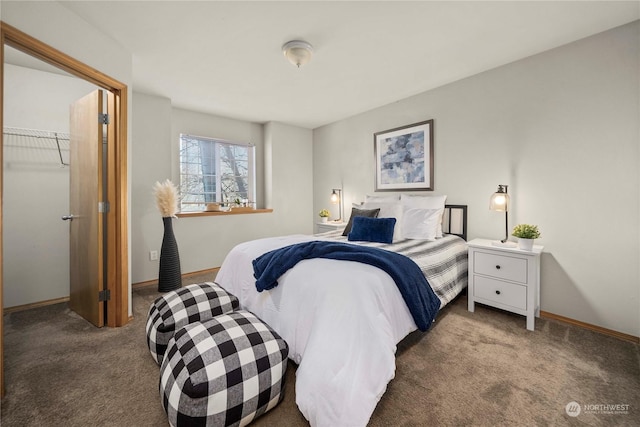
xmin=489 ymin=185 xmax=516 ymax=247
xmin=330 ymin=188 xmax=343 ymax=222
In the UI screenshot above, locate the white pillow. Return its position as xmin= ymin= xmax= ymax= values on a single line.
xmin=360 ymin=201 xmax=403 ymax=242
xmin=402 ymin=207 xmax=444 ymax=240
xmin=365 ymin=194 xmax=400 ymax=203
xmin=400 ymin=194 xmax=447 ymax=237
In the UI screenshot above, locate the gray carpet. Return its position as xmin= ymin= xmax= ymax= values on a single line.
xmin=2 ymin=273 xmax=638 ymax=426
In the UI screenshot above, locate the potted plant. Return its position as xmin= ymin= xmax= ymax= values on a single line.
xmin=512 ymin=224 xmax=541 ymax=251
xmin=319 ymin=209 xmax=330 ymax=223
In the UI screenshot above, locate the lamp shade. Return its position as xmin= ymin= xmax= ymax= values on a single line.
xmin=489 ymin=185 xmax=509 ymax=212
xmin=330 ymin=188 xmax=343 ymax=221
xmin=330 ymin=190 xmax=339 ymax=204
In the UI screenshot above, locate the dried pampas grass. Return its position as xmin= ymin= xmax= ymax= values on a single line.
xmin=153 ymin=179 xmax=179 ymax=218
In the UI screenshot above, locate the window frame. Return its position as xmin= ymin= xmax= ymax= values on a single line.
xmin=179 ymin=133 xmax=256 ymax=213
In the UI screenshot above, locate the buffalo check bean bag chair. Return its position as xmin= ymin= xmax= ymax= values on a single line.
xmin=159 ymin=310 xmax=289 ymax=427
xmin=146 ymin=282 xmax=239 ymax=365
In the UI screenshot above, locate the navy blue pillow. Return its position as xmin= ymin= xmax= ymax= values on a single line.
xmin=347 ymin=216 xmax=397 ymax=244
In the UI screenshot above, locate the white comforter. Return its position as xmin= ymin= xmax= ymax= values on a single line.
xmin=215 ymin=234 xmax=438 ymax=426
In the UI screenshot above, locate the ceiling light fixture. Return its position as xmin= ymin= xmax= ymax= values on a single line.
xmin=282 ymin=40 xmax=313 ymax=68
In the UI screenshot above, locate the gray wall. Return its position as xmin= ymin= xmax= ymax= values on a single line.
xmin=131 ymin=93 xmax=314 ymax=283
xmin=313 ymin=22 xmax=639 ymax=336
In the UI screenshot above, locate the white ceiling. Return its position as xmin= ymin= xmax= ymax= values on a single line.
xmin=31 ymin=1 xmax=637 ymax=129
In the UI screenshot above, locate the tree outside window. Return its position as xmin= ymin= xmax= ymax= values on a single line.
xmin=179 ymin=134 xmax=255 ymax=212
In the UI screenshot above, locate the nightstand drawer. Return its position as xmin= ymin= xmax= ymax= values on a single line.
xmin=473 ymin=276 xmax=527 ymax=310
xmin=473 ymin=251 xmax=528 ymax=284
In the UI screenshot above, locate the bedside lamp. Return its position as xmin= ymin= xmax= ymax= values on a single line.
xmin=330 ymin=188 xmax=343 ymax=222
xmin=489 ymin=185 xmax=516 ymax=247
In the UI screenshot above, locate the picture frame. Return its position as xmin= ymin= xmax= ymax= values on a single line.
xmin=373 ymin=119 xmax=434 ymax=191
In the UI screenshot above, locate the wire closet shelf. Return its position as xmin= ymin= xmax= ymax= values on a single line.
xmin=3 ymin=126 xmax=70 ymax=168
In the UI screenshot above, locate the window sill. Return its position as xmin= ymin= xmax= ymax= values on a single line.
xmin=176 ymin=208 xmax=273 ymax=218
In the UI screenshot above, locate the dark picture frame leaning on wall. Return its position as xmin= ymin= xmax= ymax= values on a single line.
xmin=374 ymin=119 xmax=434 ymax=191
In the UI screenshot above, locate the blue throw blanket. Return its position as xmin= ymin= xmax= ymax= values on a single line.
xmin=252 ymin=241 xmax=441 ymax=331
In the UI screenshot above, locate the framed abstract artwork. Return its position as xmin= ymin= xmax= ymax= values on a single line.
xmin=373 ymin=119 xmax=434 ymax=191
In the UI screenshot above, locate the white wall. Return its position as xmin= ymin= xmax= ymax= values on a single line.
xmin=131 ymin=93 xmax=314 ymax=283
xmin=3 ymin=64 xmax=96 ymax=308
xmin=2 ymin=0 xmax=135 ymax=314
xmin=264 ymin=121 xmax=314 ymax=228
xmin=131 ymin=92 xmax=173 ymax=285
xmin=1 ymin=2 xmax=132 ymax=85
xmin=313 ymin=22 xmax=639 ymax=336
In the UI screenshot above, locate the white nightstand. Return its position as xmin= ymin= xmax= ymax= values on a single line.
xmin=467 ymin=238 xmax=543 ymax=331
xmin=316 ymin=221 xmax=345 ymax=234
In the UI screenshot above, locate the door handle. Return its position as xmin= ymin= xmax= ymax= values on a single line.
xmin=62 ymin=215 xmax=75 ymax=221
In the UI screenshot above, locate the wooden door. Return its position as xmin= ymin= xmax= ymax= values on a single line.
xmin=68 ymin=90 xmax=105 ymax=327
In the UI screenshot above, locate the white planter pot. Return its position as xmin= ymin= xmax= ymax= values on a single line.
xmin=518 ymin=238 xmax=534 ymax=251
xmin=320 ymin=217 xmax=328 ymax=223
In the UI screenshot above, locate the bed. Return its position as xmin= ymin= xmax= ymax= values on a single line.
xmin=215 ymin=202 xmax=468 ymax=426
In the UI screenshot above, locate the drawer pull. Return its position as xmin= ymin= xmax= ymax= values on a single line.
xmin=495 ymin=265 xmax=501 ymax=270
xmin=495 ymin=290 xmax=501 ymax=295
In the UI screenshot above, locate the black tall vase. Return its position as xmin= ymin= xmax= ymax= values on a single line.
xmin=158 ymin=216 xmax=182 ymax=292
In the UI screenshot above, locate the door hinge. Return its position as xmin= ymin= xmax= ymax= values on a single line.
xmin=99 ymin=113 xmax=110 ymax=125
xmin=98 ymin=289 xmax=111 ymax=302
xmin=99 ymin=201 xmax=110 ymax=213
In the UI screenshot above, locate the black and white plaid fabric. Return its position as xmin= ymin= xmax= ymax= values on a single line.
xmin=159 ymin=310 xmax=289 ymax=427
xmin=146 ymin=282 xmax=240 ymax=365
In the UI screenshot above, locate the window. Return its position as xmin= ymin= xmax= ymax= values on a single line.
xmin=179 ymin=134 xmax=255 ymax=212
